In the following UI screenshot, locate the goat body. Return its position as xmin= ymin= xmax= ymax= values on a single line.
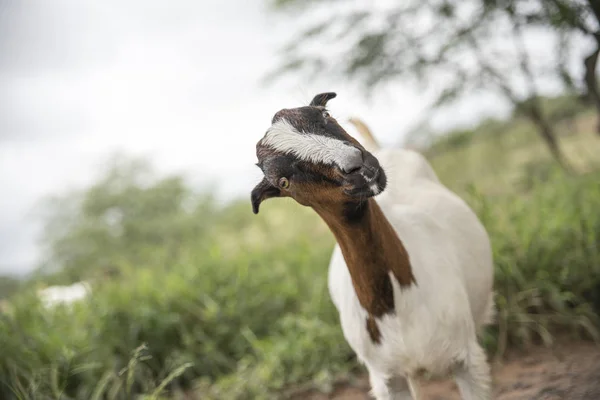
xmin=327 ymin=148 xmax=494 ymax=399
xmin=252 ymin=93 xmax=494 ymax=399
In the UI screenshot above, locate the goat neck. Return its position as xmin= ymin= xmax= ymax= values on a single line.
xmin=313 ymin=198 xmax=415 ymax=341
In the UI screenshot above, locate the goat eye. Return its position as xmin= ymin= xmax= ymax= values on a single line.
xmin=322 ymin=111 xmax=330 ymax=118
xmin=278 ymin=177 xmax=290 ymax=189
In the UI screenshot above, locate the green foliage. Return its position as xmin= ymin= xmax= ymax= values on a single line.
xmin=35 ymin=155 xmax=217 ymax=283
xmin=428 ymin=104 xmax=586 ymax=164
xmin=0 ymin=158 xmax=340 ymax=399
xmin=429 ymin=129 xmax=475 ymax=153
xmin=0 ymin=276 xmax=20 ymax=300
xmin=0 ymin=207 xmax=340 ymax=399
xmin=425 ymin=106 xmax=600 ymax=194
xmin=1 ymin=112 xmax=600 ymax=398
xmin=466 ymin=171 xmax=600 ymax=354
xmin=514 ymin=95 xmax=589 ymax=124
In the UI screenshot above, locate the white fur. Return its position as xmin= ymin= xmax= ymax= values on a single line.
xmin=263 ymin=119 xmax=362 ymax=172
xmin=328 ymin=148 xmax=494 ymax=399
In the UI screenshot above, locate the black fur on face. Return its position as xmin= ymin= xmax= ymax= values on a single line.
xmin=252 ymin=150 xmax=344 ymax=214
xmin=251 ymin=92 xmax=387 ymax=215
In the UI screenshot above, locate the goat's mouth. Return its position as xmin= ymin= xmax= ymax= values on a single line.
xmin=343 ymin=167 xmax=387 ymax=198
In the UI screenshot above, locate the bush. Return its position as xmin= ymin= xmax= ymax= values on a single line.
xmin=0 ymin=196 xmax=342 ymax=399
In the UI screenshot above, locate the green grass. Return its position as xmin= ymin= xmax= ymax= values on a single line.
xmin=1 ymin=106 xmax=599 ymax=399
xmin=0 ymin=196 xmax=343 ymax=400
xmin=427 ymin=109 xmax=600 ymax=196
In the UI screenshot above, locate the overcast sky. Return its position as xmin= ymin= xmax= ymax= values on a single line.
xmin=0 ymin=0 xmax=590 ymax=275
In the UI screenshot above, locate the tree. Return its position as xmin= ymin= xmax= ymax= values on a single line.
xmin=506 ymin=0 xmax=600 ymax=133
xmin=36 ymin=155 xmax=217 ymax=282
xmin=267 ymin=0 xmax=598 ymax=169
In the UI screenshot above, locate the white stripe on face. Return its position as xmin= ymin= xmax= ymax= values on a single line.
xmin=262 ymin=119 xmax=362 ymax=172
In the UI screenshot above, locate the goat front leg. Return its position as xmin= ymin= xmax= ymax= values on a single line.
xmin=453 ymin=341 xmax=492 ymax=400
xmin=368 ymin=370 xmax=416 ymax=400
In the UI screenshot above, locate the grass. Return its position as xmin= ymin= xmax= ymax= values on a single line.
xmin=427 ymin=109 xmax=600 ymax=196
xmin=0 ymin=103 xmax=599 ymax=399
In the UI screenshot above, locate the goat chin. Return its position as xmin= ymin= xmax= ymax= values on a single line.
xmin=327 ymin=148 xmax=494 ymax=400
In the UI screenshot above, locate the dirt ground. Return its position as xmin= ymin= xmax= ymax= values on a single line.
xmin=288 ymin=341 xmax=600 ymax=400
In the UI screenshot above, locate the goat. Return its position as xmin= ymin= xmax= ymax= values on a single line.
xmin=251 ymin=92 xmax=494 ymax=399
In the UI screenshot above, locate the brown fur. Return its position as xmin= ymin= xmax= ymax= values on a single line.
xmin=314 ymin=198 xmax=415 ymax=344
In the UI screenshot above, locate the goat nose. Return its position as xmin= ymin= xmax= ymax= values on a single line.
xmin=341 ymin=148 xmax=363 ymax=173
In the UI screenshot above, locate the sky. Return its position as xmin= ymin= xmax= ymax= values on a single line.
xmin=0 ymin=0 xmax=590 ymax=275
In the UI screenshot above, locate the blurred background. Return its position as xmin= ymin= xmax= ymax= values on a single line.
xmin=0 ymin=0 xmax=599 ymax=399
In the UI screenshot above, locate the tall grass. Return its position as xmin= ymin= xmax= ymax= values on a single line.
xmin=469 ymin=171 xmax=600 ymax=355
xmin=0 ymin=199 xmax=346 ymax=399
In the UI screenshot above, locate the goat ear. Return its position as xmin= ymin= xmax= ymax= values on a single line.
xmin=310 ymin=92 xmax=337 ymax=107
xmin=251 ymin=177 xmax=281 ymax=214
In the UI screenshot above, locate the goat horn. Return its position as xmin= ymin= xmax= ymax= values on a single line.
xmin=310 ymin=92 xmax=337 ymax=107
xmin=348 ymin=117 xmax=380 ymax=151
